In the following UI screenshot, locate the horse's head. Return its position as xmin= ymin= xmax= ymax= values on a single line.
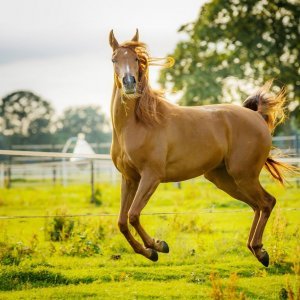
xmin=109 ymin=29 xmax=141 ymax=95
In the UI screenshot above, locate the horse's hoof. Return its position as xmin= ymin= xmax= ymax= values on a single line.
xmin=160 ymin=241 xmax=169 ymax=253
xmin=148 ymin=249 xmax=158 ymax=262
xmin=259 ymin=250 xmax=269 ymax=267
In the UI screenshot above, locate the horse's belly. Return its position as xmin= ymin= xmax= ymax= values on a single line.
xmin=163 ymin=148 xmax=224 ymax=182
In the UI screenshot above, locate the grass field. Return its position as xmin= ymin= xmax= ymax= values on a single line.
xmin=0 ymin=177 xmax=299 ymax=299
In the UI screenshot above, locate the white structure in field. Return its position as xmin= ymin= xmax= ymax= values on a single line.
xmin=62 ymin=133 xmax=95 ymax=185
xmin=71 ymin=133 xmax=95 ymax=163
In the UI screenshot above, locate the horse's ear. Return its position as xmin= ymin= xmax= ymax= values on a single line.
xmin=131 ymin=29 xmax=139 ymax=42
xmin=109 ymin=30 xmax=119 ymax=50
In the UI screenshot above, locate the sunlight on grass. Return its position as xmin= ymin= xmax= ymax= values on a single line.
xmin=0 ymin=180 xmax=299 ymax=299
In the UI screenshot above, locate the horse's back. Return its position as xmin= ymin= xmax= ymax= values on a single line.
xmin=183 ymin=103 xmax=271 ymax=147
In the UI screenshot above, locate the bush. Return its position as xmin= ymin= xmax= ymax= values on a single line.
xmin=209 ymin=272 xmax=246 ymax=300
xmin=92 ymin=188 xmax=103 ymax=206
xmin=59 ymin=225 xmax=102 ymax=257
xmin=44 ymin=208 xmax=75 ymax=241
xmin=44 ymin=208 xmax=104 ymax=257
xmin=0 ymin=236 xmax=38 ymax=266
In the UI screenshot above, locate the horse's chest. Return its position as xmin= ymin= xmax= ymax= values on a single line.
xmin=112 ymin=144 xmax=140 ymax=180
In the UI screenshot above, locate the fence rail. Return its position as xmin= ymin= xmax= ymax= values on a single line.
xmin=0 ymin=149 xmax=299 ymax=191
xmin=1 ymin=207 xmax=300 ymax=220
xmin=0 ymin=150 xmax=110 ymax=160
xmin=0 ymin=149 xmax=299 ymax=163
xmin=0 ymin=150 xmax=116 ymax=193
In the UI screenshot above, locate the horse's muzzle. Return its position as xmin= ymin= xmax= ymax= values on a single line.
xmin=123 ymin=74 xmax=136 ymax=94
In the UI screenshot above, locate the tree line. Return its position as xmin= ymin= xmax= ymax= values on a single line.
xmin=1 ymin=0 xmax=299 ymax=150
xmin=159 ymin=0 xmax=299 ymax=134
xmin=0 ymin=90 xmax=111 ymax=150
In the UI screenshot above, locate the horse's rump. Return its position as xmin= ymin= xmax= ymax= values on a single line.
xmin=243 ymin=81 xmax=297 ymax=183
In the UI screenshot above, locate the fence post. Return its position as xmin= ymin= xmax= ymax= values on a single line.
xmin=51 ymin=144 xmax=56 ymax=185
xmin=0 ymin=163 xmax=4 ymax=188
xmin=5 ymin=161 xmax=11 ymax=189
xmin=62 ymin=159 xmax=67 ymax=186
xmin=52 ymin=164 xmax=57 ymax=186
xmin=174 ymin=182 xmax=181 ymax=189
xmin=296 ymin=134 xmax=299 ymax=156
xmin=90 ymin=160 xmax=95 ymax=203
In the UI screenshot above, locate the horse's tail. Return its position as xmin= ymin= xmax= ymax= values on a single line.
xmin=243 ymin=80 xmax=286 ymax=132
xmin=243 ymin=80 xmax=297 ymax=184
xmin=264 ymin=157 xmax=294 ymax=184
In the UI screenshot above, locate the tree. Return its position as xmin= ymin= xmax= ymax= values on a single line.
xmin=55 ymin=106 xmax=111 ymax=145
xmin=0 ymin=90 xmax=54 ymax=146
xmin=159 ymin=0 xmax=300 ymax=132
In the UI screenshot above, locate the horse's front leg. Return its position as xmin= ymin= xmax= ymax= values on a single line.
xmin=118 ymin=176 xmax=158 ymax=261
xmin=128 ymin=171 xmax=169 ymax=259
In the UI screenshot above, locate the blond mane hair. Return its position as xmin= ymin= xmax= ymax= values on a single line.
xmin=116 ymin=41 xmax=174 ymax=126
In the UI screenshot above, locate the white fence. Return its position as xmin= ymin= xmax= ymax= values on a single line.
xmin=0 ymin=159 xmax=118 ymax=186
xmin=272 ymin=135 xmax=299 ymax=156
xmin=0 ymin=149 xmax=299 ymax=189
xmin=0 ymin=150 xmax=118 ymax=189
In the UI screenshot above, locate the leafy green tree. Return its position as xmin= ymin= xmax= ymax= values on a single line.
xmin=55 ymin=106 xmax=111 ymax=145
xmin=0 ymin=90 xmax=54 ymax=146
xmin=160 ymin=0 xmax=300 ymax=131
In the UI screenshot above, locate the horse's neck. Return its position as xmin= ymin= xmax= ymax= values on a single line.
xmin=111 ymin=86 xmax=137 ymax=134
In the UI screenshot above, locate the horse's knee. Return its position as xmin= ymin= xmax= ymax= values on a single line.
xmin=118 ymin=220 xmax=128 ymax=233
xmin=128 ymin=212 xmax=139 ymax=226
xmin=260 ymin=195 xmax=276 ymax=216
xmin=267 ymin=196 xmax=276 ymax=212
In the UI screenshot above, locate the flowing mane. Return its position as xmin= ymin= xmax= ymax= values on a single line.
xmin=116 ymin=41 xmax=174 ymax=126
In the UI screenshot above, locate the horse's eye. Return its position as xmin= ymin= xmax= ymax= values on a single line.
xmin=135 ymin=58 xmax=139 ymax=62
xmin=112 ymin=59 xmax=116 ymax=63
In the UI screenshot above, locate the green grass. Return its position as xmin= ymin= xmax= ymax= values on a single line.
xmin=0 ymin=178 xmax=299 ymax=299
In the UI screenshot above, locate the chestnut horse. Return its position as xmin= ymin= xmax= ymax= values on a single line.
xmin=109 ymin=29 xmax=289 ymax=267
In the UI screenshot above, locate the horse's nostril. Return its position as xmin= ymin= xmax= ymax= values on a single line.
xmin=123 ymin=74 xmax=136 ymax=86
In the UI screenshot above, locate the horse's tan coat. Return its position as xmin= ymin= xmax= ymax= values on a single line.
xmin=108 ymin=30 xmax=286 ymax=266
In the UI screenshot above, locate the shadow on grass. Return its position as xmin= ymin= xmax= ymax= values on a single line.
xmin=0 ymin=269 xmax=95 ymax=291
xmin=131 ymin=271 xmax=185 ymax=281
xmin=267 ymin=262 xmax=294 ymax=275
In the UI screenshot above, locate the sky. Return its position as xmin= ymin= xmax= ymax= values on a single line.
xmin=0 ymin=0 xmax=205 ymax=117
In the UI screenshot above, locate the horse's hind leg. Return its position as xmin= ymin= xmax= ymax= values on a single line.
xmin=232 ymin=175 xmax=276 ymax=267
xmin=238 ymin=180 xmax=276 ymax=266
xmin=204 ymin=168 xmax=262 ymax=261
xmin=207 ymin=170 xmax=275 ymax=268
xmin=208 ymin=166 xmax=276 ymax=267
